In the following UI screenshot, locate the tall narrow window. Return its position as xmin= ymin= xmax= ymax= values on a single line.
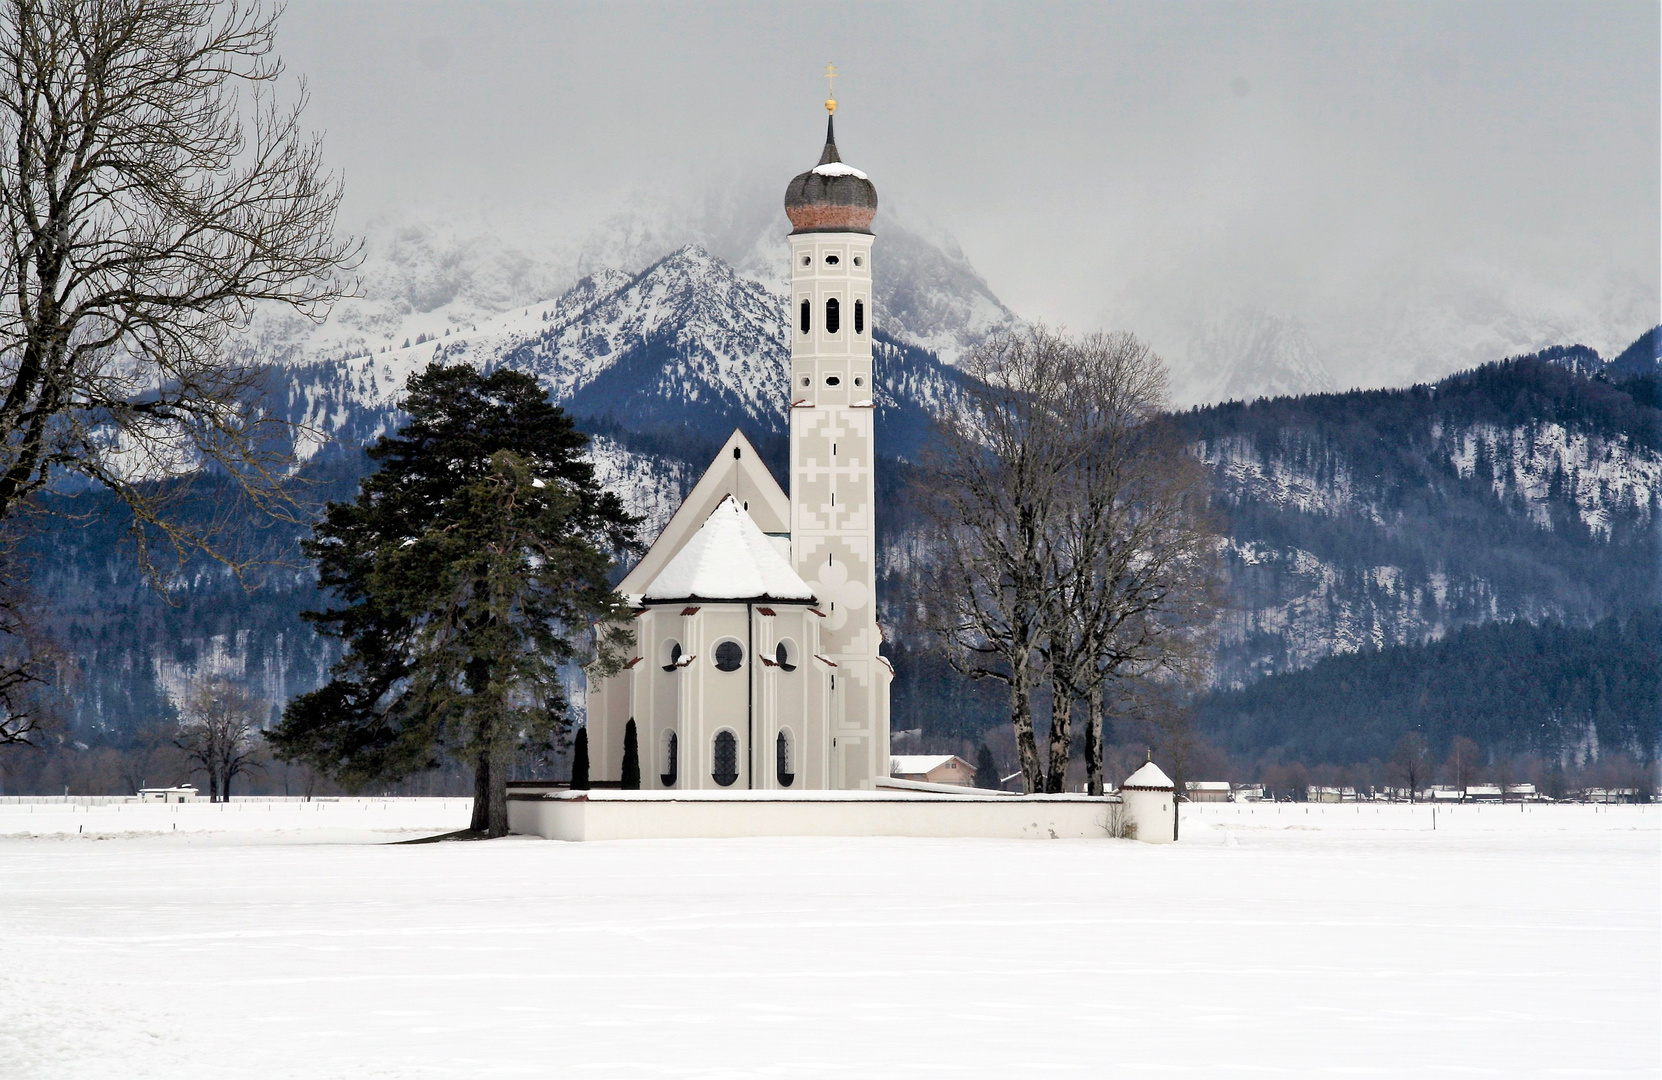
xmin=713 ymin=731 xmax=738 ymax=787
xmin=799 ymin=298 xmax=810 ymax=335
xmin=854 ymin=300 xmax=864 ymax=334
xmin=825 ymin=297 xmax=840 ymax=335
xmin=777 ymin=731 xmax=795 ymax=787
xmin=661 ymin=731 xmax=678 ymax=788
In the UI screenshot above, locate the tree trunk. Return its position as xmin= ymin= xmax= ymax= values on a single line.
xmin=1011 ymin=664 xmax=1042 ymax=795
xmin=469 ymin=743 xmax=511 ymax=837
xmin=470 ymin=749 xmax=492 ymax=833
xmin=1086 ymin=682 xmax=1105 ymax=796
xmin=1046 ymin=670 xmax=1074 ymax=793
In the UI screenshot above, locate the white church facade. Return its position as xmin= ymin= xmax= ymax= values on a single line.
xmin=581 ymin=107 xmax=892 ymax=792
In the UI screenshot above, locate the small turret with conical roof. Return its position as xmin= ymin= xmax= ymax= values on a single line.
xmin=784 ymin=113 xmax=878 ymax=234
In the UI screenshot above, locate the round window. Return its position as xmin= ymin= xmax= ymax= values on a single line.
xmin=775 ymin=640 xmax=797 ymax=672
xmin=661 ymin=639 xmax=682 ymax=672
xmin=714 ymin=640 xmax=744 ymax=671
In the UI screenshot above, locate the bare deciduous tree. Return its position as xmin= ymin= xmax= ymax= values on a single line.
xmin=174 ymin=676 xmax=264 ymax=800
xmin=1389 ymin=731 xmax=1430 ymax=801
xmin=1444 ymin=735 xmax=1481 ymax=791
xmin=921 ymin=327 xmax=1077 ymax=792
xmin=0 ymin=0 xmax=354 ymax=574
xmin=1037 ymin=332 xmax=1221 ymax=794
xmin=922 ymin=326 xmax=1221 ymax=794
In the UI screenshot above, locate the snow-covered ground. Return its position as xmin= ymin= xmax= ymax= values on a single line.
xmin=1 ymin=802 xmax=1655 ymax=1078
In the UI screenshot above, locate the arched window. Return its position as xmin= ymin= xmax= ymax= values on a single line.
xmin=661 ymin=639 xmax=682 ymax=672
xmin=825 ymin=297 xmax=840 ymax=335
xmin=799 ymin=298 xmax=810 ymax=334
xmin=712 ymin=730 xmax=738 ymax=787
xmin=777 ymin=730 xmax=795 ymax=787
xmin=775 ymin=639 xmax=797 ymax=672
xmin=714 ymin=640 xmax=744 ymax=672
xmin=661 ymin=730 xmax=678 ymax=787
xmin=854 ymin=300 xmax=864 ymax=335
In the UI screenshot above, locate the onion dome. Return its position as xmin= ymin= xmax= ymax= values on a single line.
xmin=784 ymin=115 xmax=878 ymax=235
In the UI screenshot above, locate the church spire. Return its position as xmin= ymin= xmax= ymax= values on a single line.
xmin=818 ymin=115 xmax=841 ymax=166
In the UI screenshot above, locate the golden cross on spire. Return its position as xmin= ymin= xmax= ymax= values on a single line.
xmin=824 ymin=61 xmax=838 ymax=113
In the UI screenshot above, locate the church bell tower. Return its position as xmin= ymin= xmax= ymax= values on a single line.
xmin=782 ymin=75 xmax=890 ymax=788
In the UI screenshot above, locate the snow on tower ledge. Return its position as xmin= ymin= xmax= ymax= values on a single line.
xmin=643 ymin=496 xmax=816 ymax=604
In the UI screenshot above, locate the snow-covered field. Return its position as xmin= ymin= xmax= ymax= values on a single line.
xmin=1 ymin=801 xmax=1655 ymax=1078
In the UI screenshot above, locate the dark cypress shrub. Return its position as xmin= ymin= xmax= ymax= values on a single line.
xmin=621 ymin=718 xmax=641 ymax=790
xmin=571 ymin=727 xmax=590 ymax=790
xmin=975 ymin=743 xmax=1000 ymax=789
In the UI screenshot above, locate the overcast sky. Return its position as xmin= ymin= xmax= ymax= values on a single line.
xmin=279 ymin=1 xmax=1659 ymax=383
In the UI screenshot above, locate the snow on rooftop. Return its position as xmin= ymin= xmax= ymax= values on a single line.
xmin=1123 ymin=761 xmax=1175 ymax=790
xmin=812 ymin=161 xmax=869 ymax=179
xmin=644 ymin=496 xmax=815 ymax=603
xmin=891 ymin=755 xmax=967 ymax=774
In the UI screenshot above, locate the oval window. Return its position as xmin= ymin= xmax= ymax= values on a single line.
xmin=825 ymin=297 xmax=840 ymax=335
xmin=825 ymin=254 xmax=840 ymax=266
xmin=825 ymin=375 xmax=841 ymax=387
xmin=714 ymin=640 xmax=744 ymax=672
xmin=801 ymin=255 xmax=811 ymax=267
xmin=713 ymin=731 xmax=738 ymax=787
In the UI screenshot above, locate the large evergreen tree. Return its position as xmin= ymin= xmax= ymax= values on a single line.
xmin=269 ymin=363 xmax=639 ymax=835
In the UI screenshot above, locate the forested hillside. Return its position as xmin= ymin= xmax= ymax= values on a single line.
xmin=1195 ymin=610 xmax=1659 ymax=769
xmin=1179 ymin=350 xmax=1659 ymax=686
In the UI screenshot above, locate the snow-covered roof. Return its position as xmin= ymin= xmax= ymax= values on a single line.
xmin=1122 ymin=761 xmax=1175 ymax=790
xmin=643 ymin=496 xmax=815 ymax=604
xmin=812 ymin=161 xmax=869 ymax=180
xmin=890 ymin=755 xmax=970 ymax=774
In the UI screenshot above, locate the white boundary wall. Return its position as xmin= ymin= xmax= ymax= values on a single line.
xmin=507 ymin=789 xmax=1122 ymax=842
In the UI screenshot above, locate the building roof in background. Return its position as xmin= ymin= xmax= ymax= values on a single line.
xmin=890 ymin=755 xmax=971 ymax=774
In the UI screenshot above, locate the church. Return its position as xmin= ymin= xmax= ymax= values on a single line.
xmin=581 ymin=100 xmax=893 ymax=792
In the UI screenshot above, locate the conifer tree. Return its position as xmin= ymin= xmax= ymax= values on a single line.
xmin=974 ymin=743 xmax=1000 ymax=790
xmin=621 ymin=719 xmax=641 ymax=790
xmin=571 ymin=727 xmax=591 ymax=790
xmin=269 ymin=363 xmax=639 ymax=835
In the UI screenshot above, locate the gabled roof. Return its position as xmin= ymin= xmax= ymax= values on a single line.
xmin=1122 ymin=761 xmax=1175 ymax=790
xmin=618 ymin=429 xmax=790 ymax=600
xmin=890 ymin=755 xmax=972 ymax=774
xmin=644 ymin=497 xmax=815 ymax=605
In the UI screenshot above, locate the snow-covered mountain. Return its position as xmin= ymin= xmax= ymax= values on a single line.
xmin=1169 ymin=308 xmax=1339 ymax=406
xmin=1179 ymin=349 xmax=1661 ymax=686
xmin=277 ymin=244 xmax=965 ymax=464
